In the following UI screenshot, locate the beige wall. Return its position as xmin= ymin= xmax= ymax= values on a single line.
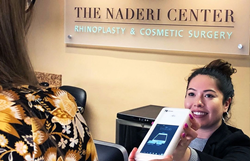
xmin=27 ymin=0 xmax=250 ymax=143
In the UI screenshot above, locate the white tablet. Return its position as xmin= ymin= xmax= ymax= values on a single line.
xmin=135 ymin=107 xmax=191 ymax=161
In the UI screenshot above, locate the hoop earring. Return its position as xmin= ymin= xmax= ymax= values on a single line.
xmin=222 ymin=112 xmax=229 ymax=121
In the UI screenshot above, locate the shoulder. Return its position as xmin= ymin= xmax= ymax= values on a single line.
xmin=209 ymin=122 xmax=250 ymax=144
xmin=224 ymin=124 xmax=250 ymax=145
xmin=197 ymin=123 xmax=250 ymax=161
xmin=220 ymin=122 xmax=249 ymax=140
xmin=1 ymin=85 xmax=78 ymax=118
xmin=205 ymin=122 xmax=250 ymax=154
xmin=227 ymin=124 xmax=244 ymax=134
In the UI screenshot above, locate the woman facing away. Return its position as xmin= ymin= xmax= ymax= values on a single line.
xmin=0 ymin=0 xmax=98 ymax=160
xmin=129 ymin=59 xmax=250 ymax=161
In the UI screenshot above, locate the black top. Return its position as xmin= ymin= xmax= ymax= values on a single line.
xmin=196 ymin=121 xmax=250 ymax=161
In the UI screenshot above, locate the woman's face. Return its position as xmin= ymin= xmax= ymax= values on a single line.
xmin=184 ymin=74 xmax=230 ymax=130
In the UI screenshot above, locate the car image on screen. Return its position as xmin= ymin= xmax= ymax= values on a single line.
xmin=147 ymin=133 xmax=168 ymax=146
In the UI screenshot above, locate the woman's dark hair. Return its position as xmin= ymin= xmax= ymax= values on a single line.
xmin=186 ymin=59 xmax=237 ymax=121
xmin=0 ymin=1 xmax=66 ymax=157
xmin=0 ymin=0 xmax=38 ymax=88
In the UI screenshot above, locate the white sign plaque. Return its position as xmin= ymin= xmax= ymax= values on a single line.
xmin=65 ymin=0 xmax=250 ymax=55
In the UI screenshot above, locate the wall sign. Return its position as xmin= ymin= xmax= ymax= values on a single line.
xmin=65 ymin=0 xmax=250 ymax=55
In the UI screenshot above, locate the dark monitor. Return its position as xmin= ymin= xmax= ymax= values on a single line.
xmin=116 ymin=105 xmax=165 ymax=153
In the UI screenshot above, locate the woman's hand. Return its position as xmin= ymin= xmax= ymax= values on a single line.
xmin=128 ymin=114 xmax=200 ymax=161
xmin=128 ymin=147 xmax=137 ymax=161
xmin=128 ymin=147 xmax=173 ymax=161
xmin=173 ymin=114 xmax=200 ymax=161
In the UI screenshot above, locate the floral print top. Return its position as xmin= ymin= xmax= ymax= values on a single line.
xmin=0 ymin=85 xmax=98 ymax=161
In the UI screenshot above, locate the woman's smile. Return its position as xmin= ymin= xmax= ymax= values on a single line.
xmin=185 ymin=74 xmax=229 ymax=130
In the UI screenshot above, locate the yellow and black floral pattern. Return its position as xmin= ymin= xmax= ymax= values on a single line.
xmin=0 ymin=85 xmax=98 ymax=161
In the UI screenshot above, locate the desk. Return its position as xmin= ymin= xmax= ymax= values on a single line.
xmin=116 ymin=105 xmax=164 ymax=153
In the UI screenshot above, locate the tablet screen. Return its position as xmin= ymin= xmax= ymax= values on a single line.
xmin=140 ymin=124 xmax=178 ymax=155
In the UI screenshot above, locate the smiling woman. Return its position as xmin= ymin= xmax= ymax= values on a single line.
xmin=129 ymin=59 xmax=250 ymax=161
xmin=185 ymin=74 xmax=229 ymax=132
xmin=183 ymin=59 xmax=250 ymax=161
xmin=186 ymin=59 xmax=236 ymax=123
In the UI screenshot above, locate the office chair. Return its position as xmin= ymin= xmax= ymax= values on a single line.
xmin=59 ymin=85 xmax=128 ymax=161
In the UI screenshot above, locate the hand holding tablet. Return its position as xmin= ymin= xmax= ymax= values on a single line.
xmin=134 ymin=108 xmax=192 ymax=161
